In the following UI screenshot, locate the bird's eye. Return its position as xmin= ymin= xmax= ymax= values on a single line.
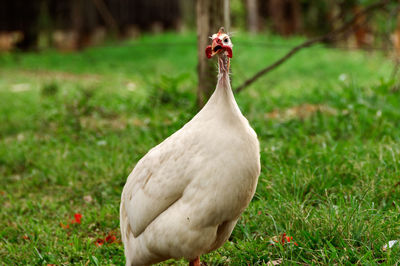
xmin=224 ymin=38 xmax=229 ymax=43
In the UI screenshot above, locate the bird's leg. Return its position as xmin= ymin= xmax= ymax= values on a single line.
xmin=189 ymin=256 xmax=200 ymax=266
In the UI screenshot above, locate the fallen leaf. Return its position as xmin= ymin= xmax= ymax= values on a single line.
xmin=71 ymin=213 xmax=82 ymax=224
xmin=126 ymin=82 xmax=136 ymax=91
xmin=270 ymin=233 xmax=298 ymax=246
xmin=265 ymin=104 xmax=337 ymax=121
xmin=96 ymin=140 xmax=107 ymax=146
xmin=95 ymin=238 xmax=104 ymax=247
xmin=267 ymin=258 xmax=283 ymax=265
xmin=105 ymin=234 xmax=116 ymax=243
xmin=74 ymin=213 xmax=82 ymax=224
xmin=60 ymin=222 xmax=70 ymax=229
xmin=11 ymin=83 xmax=31 ymax=92
xmin=83 ymin=195 xmax=93 ymax=203
xmin=383 ymin=240 xmax=400 ymax=251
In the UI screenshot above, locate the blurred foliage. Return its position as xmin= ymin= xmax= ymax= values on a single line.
xmin=231 ymin=0 xmax=246 ymax=31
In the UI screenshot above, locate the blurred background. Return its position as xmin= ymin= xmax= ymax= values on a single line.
xmin=2 ymin=0 xmax=400 ymax=105
xmin=1 ymin=0 xmax=399 ymax=52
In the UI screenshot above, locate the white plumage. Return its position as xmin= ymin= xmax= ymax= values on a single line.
xmin=120 ymin=28 xmax=260 ymax=266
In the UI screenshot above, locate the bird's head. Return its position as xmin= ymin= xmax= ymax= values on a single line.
xmin=205 ymin=27 xmax=233 ymax=59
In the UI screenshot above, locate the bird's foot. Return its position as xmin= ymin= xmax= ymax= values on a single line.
xmin=189 ymin=256 xmax=200 ymax=266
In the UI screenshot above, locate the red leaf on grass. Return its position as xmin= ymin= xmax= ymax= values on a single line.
xmin=271 ymin=233 xmax=298 ymax=246
xmin=106 ymin=234 xmax=117 ymax=243
xmin=280 ymin=233 xmax=298 ymax=246
xmin=61 ymin=213 xmax=82 ymax=229
xmin=71 ymin=213 xmax=82 ymax=224
xmin=60 ymin=222 xmax=70 ymax=229
xmin=95 ymin=238 xmax=104 ymax=247
xmin=22 ymin=235 xmax=29 ymax=240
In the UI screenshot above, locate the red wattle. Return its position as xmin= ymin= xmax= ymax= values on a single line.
xmin=205 ymin=46 xmax=212 ymax=59
xmin=225 ymin=47 xmax=233 ymax=58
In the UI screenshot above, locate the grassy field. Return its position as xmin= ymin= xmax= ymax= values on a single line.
xmin=1 ymin=32 xmax=400 ymax=265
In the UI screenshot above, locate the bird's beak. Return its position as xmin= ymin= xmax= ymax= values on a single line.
xmin=206 ymin=38 xmax=232 ymax=59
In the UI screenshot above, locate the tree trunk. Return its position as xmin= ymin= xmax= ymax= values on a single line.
xmin=71 ymin=0 xmax=83 ymax=49
xmin=394 ymin=11 xmax=400 ymax=57
xmin=196 ymin=0 xmax=230 ymax=108
xmin=178 ymin=0 xmax=196 ymax=31
xmin=92 ymin=0 xmax=120 ymax=36
xmin=269 ymin=0 xmax=302 ymax=36
xmin=246 ymin=0 xmax=258 ymax=33
xmin=352 ymin=5 xmax=370 ymax=48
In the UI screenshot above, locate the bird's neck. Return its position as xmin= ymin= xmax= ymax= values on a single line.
xmin=204 ymin=54 xmax=242 ymax=119
xmin=217 ymin=55 xmax=230 ymax=78
xmin=214 ymin=54 xmax=233 ymax=101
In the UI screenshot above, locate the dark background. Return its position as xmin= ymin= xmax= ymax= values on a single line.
xmin=1 ymin=0 xmax=398 ymax=52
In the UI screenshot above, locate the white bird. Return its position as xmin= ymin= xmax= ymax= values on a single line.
xmin=120 ymin=27 xmax=260 ymax=266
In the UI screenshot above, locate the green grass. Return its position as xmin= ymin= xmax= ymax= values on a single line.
xmin=1 ymin=32 xmax=400 ymax=265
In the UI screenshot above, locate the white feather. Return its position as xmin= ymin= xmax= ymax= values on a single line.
xmin=120 ymin=63 xmax=260 ymax=266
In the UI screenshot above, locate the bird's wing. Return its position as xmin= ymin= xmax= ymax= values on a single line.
xmin=121 ymin=129 xmax=201 ymax=237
